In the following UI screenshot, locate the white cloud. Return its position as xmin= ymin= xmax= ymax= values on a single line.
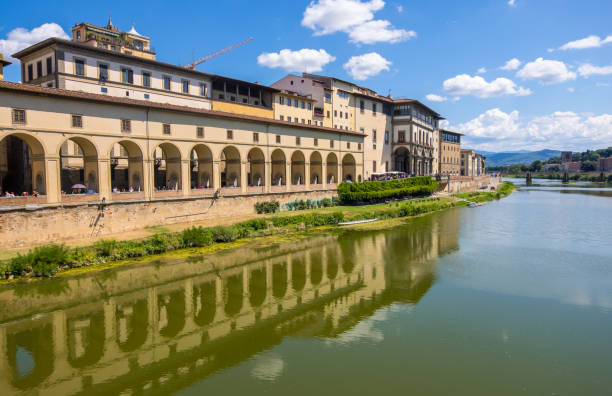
xmin=559 ymin=35 xmax=612 ymax=50
xmin=343 ymin=52 xmax=391 ymax=80
xmin=477 ymin=67 xmax=486 ymax=74
xmin=508 ymin=0 xmax=516 ymax=6
xmin=397 ymin=5 xmax=403 ymax=12
xmin=442 ymin=74 xmax=531 ymax=98
xmin=452 ymin=108 xmax=612 ymax=151
xmin=348 ymin=20 xmax=416 ymax=44
xmin=500 ymin=58 xmax=521 ymax=71
xmin=516 ymin=57 xmax=576 ymax=84
xmin=0 ymin=23 xmax=69 ymax=61
xmin=426 ymin=94 xmax=448 ymax=102
xmin=257 ymin=48 xmax=336 ymax=72
xmin=578 ymin=63 xmax=612 ymax=78
xmin=302 ymin=0 xmax=415 ymax=44
xmin=567 ymin=87 xmax=575 ymax=93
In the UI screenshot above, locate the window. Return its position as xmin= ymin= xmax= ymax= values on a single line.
xmin=301 ymin=119 xmax=305 ymax=124
xmin=74 ymin=59 xmax=85 ymax=76
xmin=296 ymin=137 xmax=301 ymax=145
xmin=163 ymin=124 xmax=171 ymax=135
xmin=372 ymin=130 xmax=377 ymax=140
xmin=337 ymin=90 xmax=349 ymax=99
xmin=36 ymin=61 xmax=42 ymax=78
xmin=12 ymin=109 xmax=26 ymax=124
xmin=372 ymin=103 xmax=377 ymax=115
xmin=385 ymin=161 xmax=388 ymax=171
xmin=360 ymin=128 xmax=364 ymax=134
xmin=294 ymin=99 xmax=298 ymax=107
xmin=227 ymin=130 xmax=233 ymax=139
xmin=308 ymin=120 xmax=311 ymax=125
xmin=163 ymin=76 xmax=171 ymax=90
xmin=294 ymin=117 xmax=299 ymax=123
xmin=99 ymin=64 xmax=109 ymax=80
xmin=253 ymin=132 xmax=259 ymax=142
xmin=314 ymin=138 xmax=318 ymax=146
xmin=142 ymin=72 xmax=151 ymax=87
xmin=121 ymin=68 xmax=133 ymax=84
xmin=307 ymin=103 xmax=312 ymax=110
xmin=121 ymin=119 xmax=131 ymax=132
xmin=373 ymin=161 xmax=377 ymax=172
xmin=345 ymin=112 xmax=348 ymax=119
xmin=182 ymin=79 xmax=189 ymax=93
xmin=71 ymin=114 xmax=83 ymax=128
xmin=347 ymin=142 xmax=350 ymax=149
xmin=373 ymin=143 xmax=377 ymax=149
xmin=340 ymin=111 xmax=343 ymax=118
xmin=27 ymin=64 xmax=33 ymax=81
xmin=46 ymin=57 xmax=52 ymax=75
xmin=230 ymin=96 xmax=236 ymax=102
xmin=358 ymin=143 xmax=361 ymax=150
xmin=334 ymin=110 xmax=338 ymax=117
xmin=144 ymin=93 xmax=150 ymax=99
xmin=360 ymin=100 xmax=365 ymax=113
xmin=301 ymin=101 xmax=305 ymax=109
xmin=327 ymin=111 xmax=330 ymax=118
xmin=330 ymin=140 xmax=334 ymax=148
xmin=324 ymin=92 xmax=332 ymax=102
xmin=199 ymin=83 xmax=207 ymax=96
xmin=279 ymin=96 xmax=284 ymax=105
xmin=280 ymin=115 xmax=284 ymax=121
xmin=398 ymin=130 xmax=406 ymax=143
xmin=101 ymin=87 xmax=108 ymax=94
xmin=76 ymin=30 xmax=81 ymax=40
xmin=197 ymin=127 xmax=204 ymax=138
xmin=276 ymin=135 xmax=281 ymax=144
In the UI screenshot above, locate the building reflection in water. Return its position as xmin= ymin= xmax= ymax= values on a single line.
xmin=0 ymin=209 xmax=459 ymax=395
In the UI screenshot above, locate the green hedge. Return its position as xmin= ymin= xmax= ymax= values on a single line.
xmin=338 ymin=177 xmax=438 ymax=203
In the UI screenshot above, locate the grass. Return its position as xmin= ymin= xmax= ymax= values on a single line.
xmin=453 ymin=181 xmax=516 ymax=202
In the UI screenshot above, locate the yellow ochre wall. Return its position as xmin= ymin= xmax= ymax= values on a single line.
xmin=212 ymin=100 xmax=274 ymax=119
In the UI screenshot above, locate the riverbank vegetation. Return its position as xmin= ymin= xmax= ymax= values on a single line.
xmin=338 ymin=176 xmax=438 ymax=203
xmin=505 ymin=173 xmax=612 ymax=183
xmin=453 ymin=181 xmax=515 ymax=202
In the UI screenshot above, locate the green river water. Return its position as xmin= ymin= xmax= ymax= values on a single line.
xmin=0 ymin=178 xmax=611 ymax=395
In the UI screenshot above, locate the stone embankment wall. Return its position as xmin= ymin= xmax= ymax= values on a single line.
xmin=0 ymin=189 xmax=335 ymax=248
xmin=438 ymin=175 xmax=498 ymax=194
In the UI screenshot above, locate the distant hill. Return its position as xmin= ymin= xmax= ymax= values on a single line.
xmin=477 ymin=150 xmax=562 ymax=166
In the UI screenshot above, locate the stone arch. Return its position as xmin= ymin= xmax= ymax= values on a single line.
xmin=393 ymin=146 xmax=410 ymax=173
xmin=152 ymin=142 xmax=182 ymax=191
xmin=342 ymin=153 xmax=356 ymax=182
xmin=271 ymin=149 xmax=286 ymax=186
xmin=291 ymin=256 xmax=306 ymax=292
xmin=220 ymin=146 xmax=241 ymax=188
xmin=193 ymin=281 xmax=216 ymax=326
xmin=326 ymin=246 xmax=339 ymax=280
xmin=0 ymin=132 xmax=46 ymax=196
xmin=247 ymin=148 xmax=265 ymax=187
xmin=224 ymin=274 xmax=243 ymax=316
xmin=310 ymin=151 xmax=322 ymax=185
xmin=272 ymin=262 xmax=288 ymax=299
xmin=116 ymin=298 xmax=148 ymax=352
xmin=6 ymin=321 xmax=54 ymax=390
xmin=157 ymin=289 xmax=186 ymax=338
xmin=66 ymin=309 xmax=105 ymax=368
xmin=249 ymin=267 xmax=267 ymax=307
xmin=190 ymin=144 xmax=214 ymax=189
xmin=326 ymin=152 xmax=338 ymax=184
xmin=109 ymin=140 xmax=144 ymax=192
xmin=59 ymin=136 xmax=99 ymax=193
xmin=291 ymin=150 xmax=306 ymax=185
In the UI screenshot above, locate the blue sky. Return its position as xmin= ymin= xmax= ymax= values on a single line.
xmin=1 ymin=0 xmax=611 ymax=152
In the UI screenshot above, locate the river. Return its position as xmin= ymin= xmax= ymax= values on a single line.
xmin=0 ymin=179 xmax=611 ymax=395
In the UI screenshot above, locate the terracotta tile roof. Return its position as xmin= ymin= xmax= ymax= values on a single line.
xmin=0 ymin=81 xmax=366 ymax=137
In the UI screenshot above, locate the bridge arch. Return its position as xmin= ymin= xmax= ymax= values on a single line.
xmin=152 ymin=142 xmax=182 ymax=191
xmin=58 ymin=136 xmax=100 ymax=193
xmin=109 ymin=139 xmax=144 ymax=192
xmin=220 ymin=146 xmax=241 ymax=188
xmin=0 ymin=132 xmax=47 ymax=196
xmin=190 ymin=144 xmax=214 ymax=189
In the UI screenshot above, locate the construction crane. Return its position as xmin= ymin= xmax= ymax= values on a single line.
xmin=184 ymin=37 xmax=254 ymax=70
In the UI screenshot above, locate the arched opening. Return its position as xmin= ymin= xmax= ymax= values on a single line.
xmin=247 ymin=148 xmax=265 ymax=187
xmin=342 ymin=154 xmax=356 ymax=183
xmin=224 ymin=274 xmax=243 ymax=316
xmin=116 ymin=298 xmax=148 ymax=352
xmin=0 ymin=133 xmax=46 ymax=198
xmin=193 ymin=281 xmax=216 ymax=326
xmin=393 ymin=147 xmax=410 ymax=173
xmin=157 ymin=290 xmax=186 ymax=338
xmin=271 ymin=149 xmax=286 ymax=187
xmin=220 ymin=146 xmax=241 ymax=188
xmin=153 ymin=143 xmax=182 ymax=191
xmin=310 ymin=151 xmax=322 ymax=185
xmin=291 ymin=151 xmax=306 ymax=185
xmin=291 ymin=256 xmax=306 ymax=292
xmin=110 ymin=140 xmax=144 ymax=193
xmin=6 ymin=322 xmax=54 ymax=390
xmin=272 ymin=262 xmax=288 ymax=299
xmin=327 ymin=246 xmax=339 ymax=280
xmin=326 ymin=153 xmax=338 ymax=184
xmin=60 ymin=137 xmax=98 ymax=194
xmin=249 ymin=267 xmax=267 ymax=307
xmin=190 ymin=144 xmax=213 ymax=190
xmin=66 ymin=309 xmax=105 ymax=368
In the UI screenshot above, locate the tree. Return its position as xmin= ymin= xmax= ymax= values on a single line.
xmin=581 ymin=161 xmax=596 ymax=172
xmin=530 ymin=160 xmax=542 ymax=172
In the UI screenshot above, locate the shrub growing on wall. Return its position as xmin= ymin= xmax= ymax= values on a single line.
xmin=254 ymin=200 xmax=280 ymax=214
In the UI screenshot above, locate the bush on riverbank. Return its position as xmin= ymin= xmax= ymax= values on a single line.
xmin=254 ymin=200 xmax=280 ymax=214
xmin=454 ymin=181 xmax=515 ymax=202
xmin=338 ymin=177 xmax=438 ymax=204
xmin=284 ymin=197 xmax=339 ymax=211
